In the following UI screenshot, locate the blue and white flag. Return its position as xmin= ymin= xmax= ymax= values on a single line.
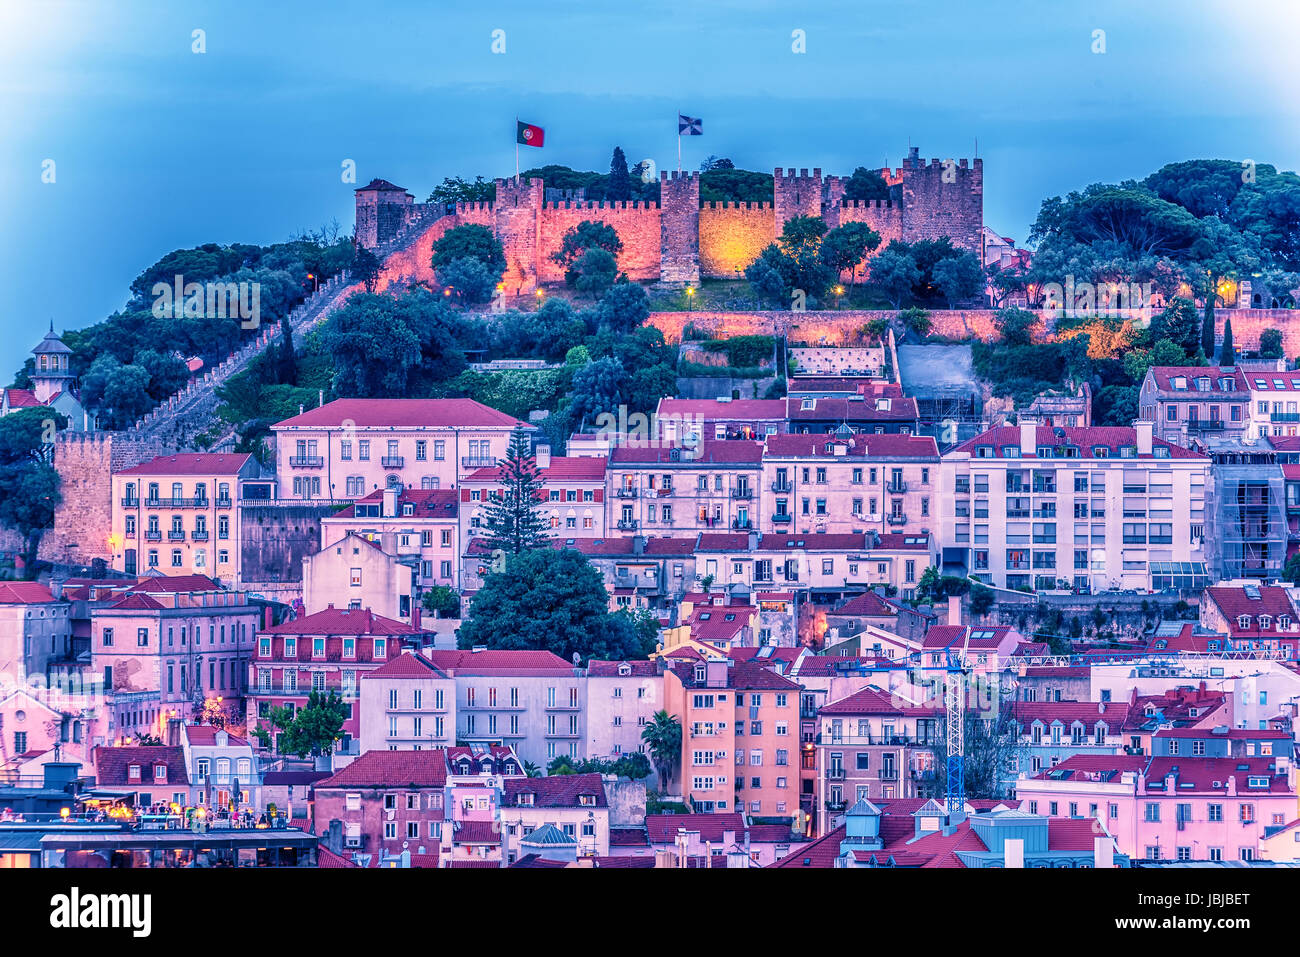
xmin=678 ymin=114 xmax=703 ymax=136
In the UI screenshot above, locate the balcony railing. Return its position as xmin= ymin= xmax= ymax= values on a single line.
xmin=1272 ymin=413 xmax=1300 ymax=423
xmin=878 ymin=768 xmax=899 ymax=781
xmin=615 ymin=488 xmax=639 ymax=499
xmin=144 ymin=497 xmax=209 ymax=508
xmin=771 ymin=481 xmax=792 ymax=493
xmin=381 ymin=456 xmax=405 ymax=468
xmin=120 ymin=497 xmax=139 ymax=507
xmin=167 ymin=531 xmax=186 ymax=542
xmin=289 ymin=456 xmax=324 ymax=468
xmin=732 ymin=518 xmax=753 ymax=530
xmin=617 ymin=519 xmax=639 ymax=530
xmin=215 ymin=496 xmax=233 ymax=508
xmin=827 ymin=768 xmax=846 ymax=781
xmin=191 ymin=530 xmax=209 ymax=541
xmin=462 ymin=456 xmax=497 ymax=469
xmin=144 ymin=530 xmax=162 ymax=541
xmin=886 ymin=513 xmax=908 ymax=526
xmin=772 ymin=512 xmax=793 ymax=524
xmin=1185 ymin=419 xmax=1226 ymax=431
xmin=730 ymin=488 xmax=753 ymax=500
xmin=886 ymin=480 xmax=907 ymax=493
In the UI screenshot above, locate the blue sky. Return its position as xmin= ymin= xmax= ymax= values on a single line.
xmin=2 ymin=0 xmax=1297 ymax=377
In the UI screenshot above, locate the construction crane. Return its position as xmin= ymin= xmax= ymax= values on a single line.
xmin=942 ymin=649 xmax=966 ymax=817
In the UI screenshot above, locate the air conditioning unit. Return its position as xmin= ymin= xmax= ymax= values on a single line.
xmin=345 ymin=836 xmax=361 ymax=848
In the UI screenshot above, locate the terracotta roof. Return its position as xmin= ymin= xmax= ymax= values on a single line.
xmin=128 ymin=574 xmax=223 ymax=594
xmin=1204 ymin=585 xmax=1299 ymax=639
xmin=93 ymin=745 xmax=190 ymax=787
xmin=425 ymin=649 xmax=573 ymax=674
xmin=316 ymin=749 xmax=448 ymax=788
xmin=587 ymin=659 xmax=660 ymax=677
xmin=1009 ymin=700 xmax=1126 ymax=734
xmin=671 ymin=659 xmax=800 ymax=691
xmin=610 ymin=439 xmax=763 ymax=466
xmin=503 ymin=773 xmax=607 ymax=808
xmin=0 ymin=582 xmax=57 ymax=604
xmin=264 ymin=606 xmax=421 ymax=636
xmin=1146 ymin=366 xmax=1247 ymax=394
xmin=116 ymin=453 xmax=251 ymax=476
xmin=333 ymin=488 xmax=459 ymax=519
xmin=2 ymin=388 xmax=40 ymax=408
xmin=355 ymin=178 xmax=409 ymax=193
xmin=654 ymin=398 xmax=786 ymax=420
xmin=609 ymin=826 xmax=649 ymax=847
xmin=317 ymin=847 xmax=359 ymax=868
xmin=182 ymin=725 xmax=249 ymax=747
xmin=785 ymin=395 xmax=919 ymax=422
xmin=763 ymin=432 xmax=936 ymax=457
xmin=106 ymin=593 xmax=165 ymax=611
xmin=820 ymin=685 xmax=937 ymax=717
xmin=273 ymin=398 xmax=520 ymax=429
xmin=951 ymin=425 xmax=1204 ymax=460
xmin=464 ymin=456 xmax=608 ymax=483
xmin=831 ymin=591 xmax=898 ymax=617
xmin=451 ymin=820 xmax=501 ymax=845
xmin=364 ymin=652 xmax=449 ymax=679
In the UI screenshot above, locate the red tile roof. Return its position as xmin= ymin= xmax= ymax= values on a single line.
xmin=831 ymin=591 xmax=899 ymax=618
xmin=264 ymin=606 xmax=421 ymax=636
xmin=315 ymin=749 xmax=448 ymax=788
xmin=0 ymin=582 xmax=57 ymax=604
xmin=785 ymin=395 xmax=919 ymax=422
xmin=672 ymin=659 xmax=801 ymax=691
xmin=1009 ymin=700 xmax=1126 ymax=734
xmin=450 ymin=820 xmax=501 ymax=845
xmin=503 ymin=773 xmax=607 ymax=808
xmin=951 ymin=425 xmax=1204 ymax=459
xmin=424 ymin=649 xmax=574 ymax=674
xmin=128 ymin=574 xmax=223 ymax=594
xmin=820 ymin=686 xmax=937 ymax=717
xmin=1204 ymin=585 xmax=1299 ymax=639
xmin=93 ymin=745 xmax=190 ymax=787
xmin=1035 ymin=755 xmax=1292 ymax=793
xmin=332 ymin=488 xmax=459 ymax=519
xmin=116 ymin=453 xmax=251 ymax=476
xmin=182 ymin=725 xmax=249 ymax=747
xmin=464 ymin=456 xmax=608 ymax=483
xmin=317 ymin=847 xmax=359 ymax=868
xmin=587 ymin=659 xmax=660 ymax=677
xmin=654 ymin=398 xmax=786 ymax=420
xmin=764 ymin=432 xmax=936 ymax=457
xmin=610 ymin=439 xmax=763 ymax=466
xmin=1146 ymin=366 xmax=1247 ymax=393
xmin=2 ymin=388 xmax=40 ymax=408
xmin=274 ymin=398 xmax=521 ymax=429
xmin=106 ymin=593 xmax=166 ymax=612
xmin=364 ymin=652 xmax=449 ymax=679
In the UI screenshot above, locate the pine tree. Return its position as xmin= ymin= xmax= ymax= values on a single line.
xmin=1219 ymin=317 xmax=1235 ymax=366
xmin=608 ymin=147 xmax=631 ymax=202
xmin=481 ymin=427 xmax=550 ymax=555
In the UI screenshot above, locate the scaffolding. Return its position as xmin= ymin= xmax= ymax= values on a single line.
xmin=1206 ymin=448 xmax=1286 ymax=581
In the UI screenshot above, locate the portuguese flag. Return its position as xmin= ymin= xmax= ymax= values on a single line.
xmin=516 ymin=121 xmax=545 ymax=148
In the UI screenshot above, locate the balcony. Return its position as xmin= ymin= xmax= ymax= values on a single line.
xmin=731 ymin=518 xmax=753 ymax=530
xmin=825 ymin=799 xmax=847 ymax=812
xmin=167 ymin=531 xmax=186 ymax=542
xmin=1186 ymin=419 xmax=1225 ymax=431
xmin=120 ymin=497 xmax=139 ymax=507
xmin=215 ymin=496 xmax=233 ymax=508
xmin=770 ymin=481 xmax=792 ymax=493
xmin=772 ymin=512 xmax=793 ymax=524
xmin=144 ymin=530 xmax=162 ymax=541
xmin=617 ymin=519 xmax=639 ymax=531
xmin=886 ymin=480 xmax=907 ymax=494
xmin=827 ymin=767 xmax=846 ymax=781
xmin=289 ymin=456 xmax=324 ymax=468
xmin=878 ymin=768 xmax=899 ymax=781
xmin=143 ymin=497 xmax=209 ymax=508
xmin=462 ymin=456 xmax=497 ymax=469
xmin=1272 ymin=413 xmax=1300 ymax=423
xmin=886 ymin=513 xmax=908 ymax=526
xmin=381 ymin=456 xmax=405 ymax=468
xmin=191 ymin=530 xmax=209 ymax=541
xmin=730 ymin=487 xmax=753 ymax=500
xmin=615 ymin=488 xmax=639 ymax=499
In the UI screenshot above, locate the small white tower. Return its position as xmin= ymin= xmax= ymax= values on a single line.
xmin=31 ymin=321 xmax=75 ymax=404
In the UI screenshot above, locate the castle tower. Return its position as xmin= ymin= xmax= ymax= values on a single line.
xmin=354 ymin=178 xmax=416 ymax=249
xmin=659 ymin=171 xmax=700 ymax=284
xmin=494 ymin=176 xmax=544 ymax=294
xmin=822 ymin=176 xmax=847 ymax=230
xmin=31 ymin=322 xmax=75 ymax=404
xmin=898 ymin=150 xmax=984 ymax=260
xmin=773 ymin=168 xmax=823 ymax=235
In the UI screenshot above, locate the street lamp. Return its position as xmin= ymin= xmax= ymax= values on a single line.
xmin=685 ymin=286 xmax=695 ymax=313
xmin=307 ymin=273 xmax=319 ymax=293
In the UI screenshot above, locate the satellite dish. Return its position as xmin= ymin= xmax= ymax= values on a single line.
xmin=572 ymin=652 xmax=581 ymax=666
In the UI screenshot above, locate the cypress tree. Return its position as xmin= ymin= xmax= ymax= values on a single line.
xmin=481 ymin=427 xmax=550 ymax=555
xmin=1219 ymin=317 xmax=1235 ymax=366
xmin=1200 ymin=296 xmax=1215 ymax=361
xmin=608 ymin=147 xmax=631 ymax=202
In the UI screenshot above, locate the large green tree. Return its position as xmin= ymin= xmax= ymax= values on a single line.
xmin=276 ymin=690 xmax=349 ymax=757
xmin=481 ymin=427 xmax=550 ymax=555
xmin=458 ymin=548 xmax=653 ymax=662
xmin=0 ymin=407 xmax=65 ymax=569
xmin=641 ymin=710 xmax=682 ymax=790
xmin=820 ymin=222 xmax=882 ymax=287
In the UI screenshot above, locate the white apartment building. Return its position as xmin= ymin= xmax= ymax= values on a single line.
xmin=939 ymin=422 xmax=1210 ymax=593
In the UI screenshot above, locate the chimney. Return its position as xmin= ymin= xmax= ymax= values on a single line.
xmin=166 ymin=717 xmax=181 ymax=747
xmin=748 ymin=530 xmax=759 ymax=551
xmin=263 ymin=605 xmax=273 ymax=629
xmin=382 ymin=486 xmax=398 ymax=518
xmin=326 ymin=819 xmax=344 ymax=854
xmin=412 ymin=604 xmax=421 ymax=629
xmin=1135 ymin=420 xmax=1153 ymax=456
xmin=50 ymin=580 xmax=63 ymax=600
xmin=1019 ymin=421 xmax=1036 ymax=457
xmin=1004 ymin=837 xmax=1024 ymax=868
xmin=535 ymin=444 xmax=551 ymax=470
xmin=1094 ymin=835 xmax=1115 ymax=869
xmin=947 ymin=595 xmax=962 ymax=626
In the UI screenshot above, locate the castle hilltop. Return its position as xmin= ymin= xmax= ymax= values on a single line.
xmin=356 ymin=146 xmax=984 ymax=292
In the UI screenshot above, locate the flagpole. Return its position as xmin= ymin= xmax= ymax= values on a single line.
xmin=515 ymin=116 xmax=520 ymax=179
xmin=677 ymin=109 xmax=682 ymax=173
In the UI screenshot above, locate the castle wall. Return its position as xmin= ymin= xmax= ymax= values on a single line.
xmin=537 ymin=201 xmax=662 ymax=283
xmin=494 ymin=176 xmax=544 ymax=294
xmin=899 ymin=157 xmax=984 ymax=257
xmin=40 ymin=432 xmax=165 ymax=566
xmin=773 ymin=168 xmax=823 ymax=233
xmin=373 ymin=213 xmax=458 ymax=292
xmin=699 ymin=202 xmax=774 ymax=278
xmin=648 ymin=309 xmax=1013 ymax=345
xmin=659 ymin=171 xmax=701 ymax=284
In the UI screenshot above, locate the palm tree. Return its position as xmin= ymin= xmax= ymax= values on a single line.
xmin=641 ymin=710 xmax=682 ymax=790
xmin=523 ymin=761 xmax=542 ymax=778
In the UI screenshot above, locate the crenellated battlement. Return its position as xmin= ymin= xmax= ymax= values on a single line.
xmin=357 ymin=143 xmax=981 ymax=287
xmin=543 ymin=200 xmax=658 ymax=211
